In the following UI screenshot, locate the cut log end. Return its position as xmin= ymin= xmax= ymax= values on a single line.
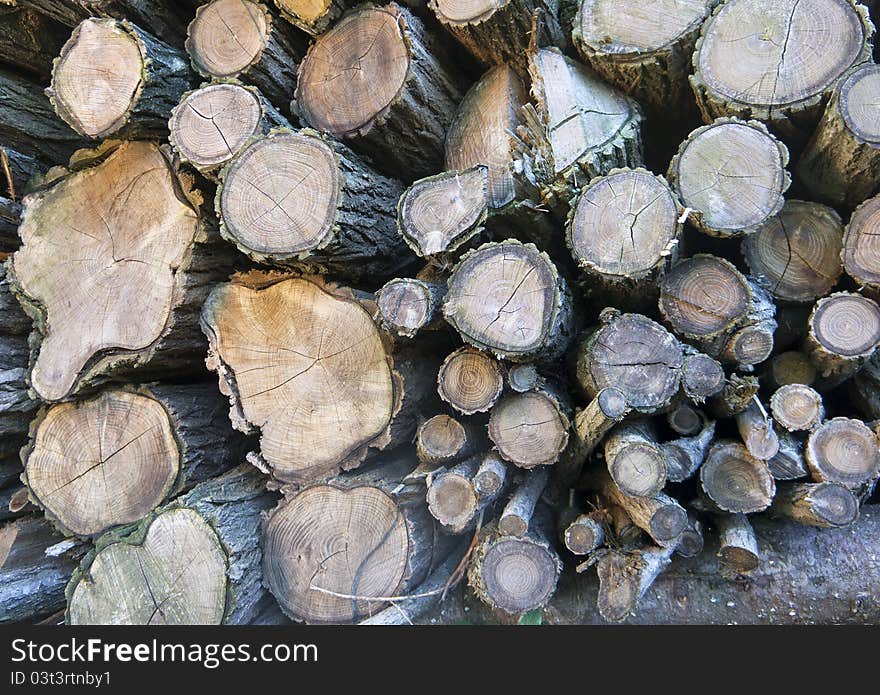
xmin=437 ymin=347 xmax=504 ymax=415
xmin=416 ymin=415 xmax=467 ymax=466
xmin=839 ymin=60 xmax=880 ymax=145
xmin=843 ymin=193 xmax=880 ymax=292
xmin=473 ymin=452 xmax=508 ymax=499
xmin=701 ymin=441 xmax=776 ymax=513
xmin=563 ymin=514 xmax=605 ymax=555
xmin=806 ymin=292 xmax=880 ymax=375
xmin=772 ymin=482 xmax=859 ymax=528
xmin=377 ymin=278 xmax=435 ymax=339
xmin=770 ymin=384 xmax=824 ymax=432
xmin=426 ymin=467 xmax=478 ymax=533
xmin=605 ymin=421 xmax=667 ymax=498
xmin=488 ymin=391 xmax=569 ymax=469
xmin=187 ymin=0 xmax=271 ymax=79
xmin=806 ymin=417 xmax=880 ymax=486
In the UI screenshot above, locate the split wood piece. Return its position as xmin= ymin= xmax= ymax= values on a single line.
xmin=0 ymin=515 xmax=86 ymax=624
xmin=735 ymin=399 xmax=779 ymax=460
xmin=771 ymin=482 xmax=859 ymax=528
xmin=604 ymin=419 xmax=667 ymax=498
xmin=0 ymin=5 xmax=68 ymax=80
xmin=770 ymin=384 xmax=824 ymax=432
xmin=488 ymin=388 xmax=570 ymax=469
xmin=49 ymin=18 xmax=193 ymax=140
xmin=567 ymin=168 xmax=681 ymax=294
xmin=598 ymin=469 xmax=687 ymax=547
xmin=295 ymin=3 xmax=465 ymax=180
xmin=742 ymin=200 xmax=844 ymax=303
xmin=445 ymin=64 xmax=527 ymax=209
xmin=376 ymin=278 xmax=445 ymax=339
xmin=437 ymin=346 xmax=504 ymax=415
xmin=0 ymin=267 xmax=36 ymax=461
xmin=186 ymin=0 xmax=307 ymax=116
xmin=273 ymin=0 xmax=354 ymax=35
xmin=263 ymin=457 xmax=437 ymax=623
xmin=596 ymin=542 xmax=676 ymax=623
xmin=700 ymin=440 xmax=775 ymax=513
xmin=796 ymin=63 xmax=880 ymax=208
xmin=21 ymin=384 xmax=246 ymax=538
xmin=805 ymin=417 xmax=880 ymax=487
xmin=804 ymin=292 xmax=880 ymax=380
xmin=518 ymin=46 xmax=643 ymax=214
xmin=667 ymin=118 xmax=789 ymax=238
xmin=67 ymin=465 xmax=276 ymax=625
xmin=169 ymin=82 xmax=287 ymax=178
xmin=666 ymin=401 xmax=705 ymax=436
xmin=573 ymin=0 xmax=715 ymax=118
xmin=216 ymin=129 xmax=409 ymax=282
xmin=507 ymin=363 xmax=542 ymax=393
xmin=768 ymin=351 xmax=817 ymax=388
xmin=0 ymin=70 xmax=89 ymax=165
xmin=416 ymin=414 xmax=475 ymax=467
xmin=715 ymin=513 xmax=759 ymax=575
xmin=843 ymin=192 xmax=880 ymax=297
xmin=427 ymin=456 xmax=482 ymax=534
xmin=559 ymin=509 xmax=605 ymax=555
xmin=9 ymin=140 xmax=229 ymax=403
xmin=498 ymin=468 xmax=549 ymax=537
xmin=709 ymin=373 xmax=759 ymax=418
xmin=398 ymin=166 xmax=489 ymax=259
xmin=429 ymin=0 xmax=564 ymax=75
xmin=661 ymin=417 xmax=715 ymax=483
xmin=443 ymin=240 xmax=574 ymax=362
xmin=202 ymin=272 xmax=433 ymax=485
xmin=680 ymin=349 xmax=725 ymax=404
xmin=574 ymin=310 xmax=684 ymax=414
xmin=474 ymin=452 xmax=509 ymax=499
xmin=690 ymin=0 xmax=873 ymax=137
xmin=850 ymin=351 xmax=880 ymax=420
xmin=768 ymin=430 xmax=809 ymax=481
xmin=676 ymin=514 xmax=704 ymax=558
xmin=468 ymin=516 xmax=562 ymax=615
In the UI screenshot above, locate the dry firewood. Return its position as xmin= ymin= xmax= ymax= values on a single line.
xmin=771 ymin=481 xmax=859 ymax=529
xmin=21 ymin=383 xmax=246 ymax=538
xmin=597 ymin=469 xmax=686 ymax=547
xmin=680 ymin=349 xmax=726 ymax=404
xmin=676 ymin=513 xmax=704 ymax=558
xmin=803 ymin=292 xmax=880 ymax=381
xmin=488 ymin=387 xmax=570 ymax=469
xmin=507 ymin=363 xmax=542 ymax=394
xmin=666 ymin=401 xmax=704 ymax=436
xmin=558 ymin=507 xmax=605 ymax=555
xmin=428 ymin=0 xmax=565 ymax=75
xmin=517 ymin=46 xmax=643 ymax=215
xmin=700 ymin=440 xmax=775 ymax=513
xmin=397 ymin=166 xmax=490 ymax=260
xmin=709 ymin=373 xmax=759 ymax=418
xmin=805 ymin=417 xmax=880 ymax=488
xmin=796 ymin=63 xmax=880 ymax=208
xmin=216 ymin=129 xmax=410 ymax=282
xmin=426 ymin=456 xmax=481 ymax=534
xmin=474 ymin=452 xmax=509 ymax=499
xmin=262 ymin=454 xmax=439 ymax=623
xmin=595 ymin=541 xmax=676 ymax=623
xmin=169 ymin=82 xmax=287 ymax=179
xmin=767 ymin=351 xmax=817 ymax=389
xmin=272 ymin=0 xmax=355 ymax=35
xmin=604 ymin=419 xmax=667 ymax=498
xmin=690 ymin=0 xmax=873 ymax=141
xmin=768 ymin=429 xmax=809 ymax=481
xmin=443 ymin=240 xmax=574 ymax=363
xmin=186 ymin=0 xmax=307 ymax=117
xmin=295 ymin=3 xmax=465 ymax=179
xmin=416 ymin=414 xmax=476 ymax=467
xmin=667 ymin=118 xmax=789 ymax=238
xmin=376 ymin=277 xmax=445 ymax=339
xmin=8 ymin=140 xmax=234 ymax=403
xmin=770 ymin=384 xmax=824 ymax=432
xmin=715 ymin=512 xmax=759 ymax=575
xmin=498 ymin=467 xmax=549 ymax=537
xmin=735 ymin=399 xmax=779 ymax=460
xmin=437 ymin=346 xmax=504 ymax=416
xmin=573 ymin=0 xmax=716 ymax=118
xmin=0 ymin=5 xmax=68 ymax=80
xmin=66 ymin=465 xmax=276 ymax=625
xmin=661 ymin=417 xmax=715 ymax=483
xmin=742 ymin=200 xmax=844 ymax=303
xmin=202 ymin=271 xmax=435 ymax=486
xmin=566 ymin=168 xmax=681 ymax=302
xmin=468 ymin=514 xmax=562 ymax=615
xmin=49 ymin=18 xmax=193 ymax=140
xmin=0 ymin=515 xmax=86 ymax=624
xmin=843 ymin=192 xmax=880 ymax=297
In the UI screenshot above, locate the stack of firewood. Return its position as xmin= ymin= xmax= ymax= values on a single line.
xmin=1 ymin=0 xmax=880 ymax=626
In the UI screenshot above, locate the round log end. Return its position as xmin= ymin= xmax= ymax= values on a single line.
xmin=187 ymin=0 xmax=271 ymax=79
xmin=806 ymin=417 xmax=880 ymax=486
xmin=437 ymin=347 xmax=504 ymax=415
xmin=488 ymin=391 xmax=569 ymax=469
xmin=474 ymin=535 xmax=561 ymax=614
xmin=701 ymin=441 xmax=776 ymax=513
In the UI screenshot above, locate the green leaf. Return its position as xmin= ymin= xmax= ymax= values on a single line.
xmin=517 ymin=608 xmax=543 ymax=626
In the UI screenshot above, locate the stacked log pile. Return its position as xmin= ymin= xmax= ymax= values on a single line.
xmin=1 ymin=0 xmax=880 ymax=627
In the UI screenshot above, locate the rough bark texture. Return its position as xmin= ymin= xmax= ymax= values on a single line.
xmin=771 ymin=481 xmax=859 ymax=528
xmin=0 ymin=5 xmax=69 ymax=80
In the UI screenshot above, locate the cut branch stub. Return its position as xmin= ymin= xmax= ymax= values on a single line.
xmin=567 ymin=168 xmax=681 ymax=289
xmin=843 ymin=193 xmax=880 ymax=295
xmin=437 ymin=346 xmax=504 ymax=415
xmin=23 ymin=391 xmax=179 ymax=538
xmin=49 ymin=18 xmax=192 ymax=139
xmin=443 ymin=240 xmax=574 ymax=362
xmin=770 ymin=384 xmax=824 ymax=432
xmin=691 ymin=0 xmax=873 ymax=131
xmin=9 ymin=141 xmax=203 ymax=403
xmin=488 ymin=390 xmax=570 ymax=469
xmin=771 ymin=482 xmax=859 ymax=528
xmin=397 ymin=166 xmax=489 ymax=259
xmin=201 ymin=273 xmax=400 ymax=485
xmin=804 ymin=292 xmax=880 ymax=379
xmin=805 ymin=417 xmax=880 ymax=487
xmin=667 ymin=118 xmax=789 ymax=238
xmin=716 ymin=513 xmax=759 ymax=575
xmin=742 ymin=200 xmax=844 ymax=303
xmin=273 ymin=0 xmax=352 ymax=35
xmin=700 ymin=440 xmax=776 ymax=513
